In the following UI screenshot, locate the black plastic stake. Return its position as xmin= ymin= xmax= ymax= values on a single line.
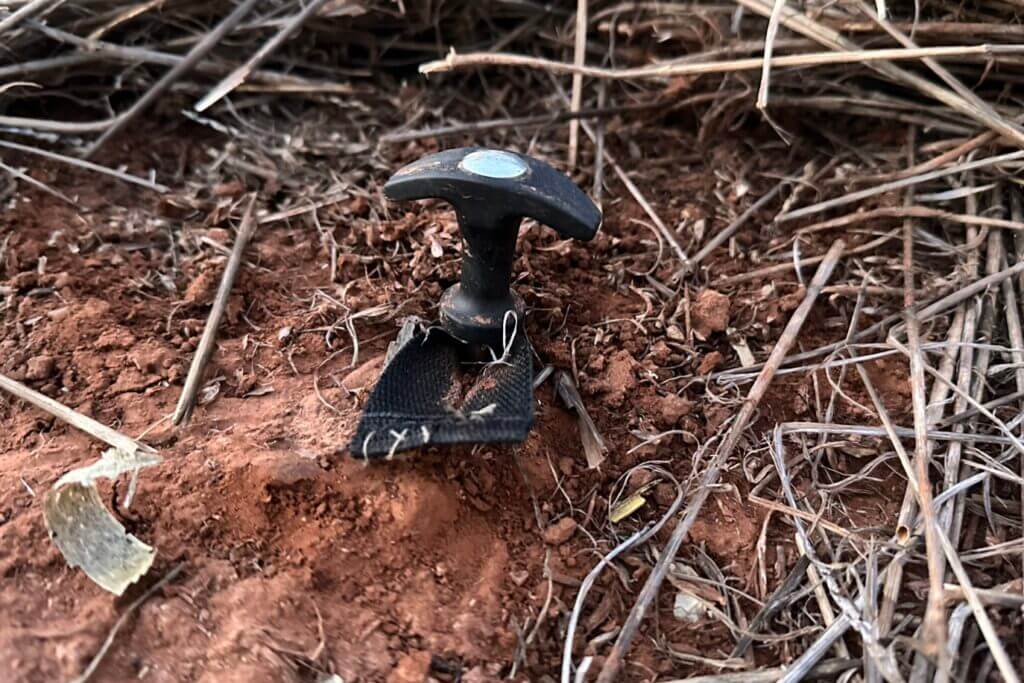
xmin=384 ymin=147 xmax=602 ymax=349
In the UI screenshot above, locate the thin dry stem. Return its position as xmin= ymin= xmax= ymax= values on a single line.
xmin=173 ymin=197 xmax=258 ymax=425
xmin=595 ymin=240 xmax=845 ymax=683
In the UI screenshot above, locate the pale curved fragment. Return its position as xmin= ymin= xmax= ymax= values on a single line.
xmin=43 ymin=448 xmax=161 ymax=595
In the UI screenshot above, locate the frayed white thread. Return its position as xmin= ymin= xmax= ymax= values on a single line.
xmin=470 ymin=403 xmax=498 ymax=420
xmin=386 ymin=428 xmax=409 ymax=460
xmin=361 ymin=430 xmax=377 ymax=460
xmin=422 ymin=324 xmax=450 ymax=344
xmin=485 ymin=310 xmax=518 ymax=366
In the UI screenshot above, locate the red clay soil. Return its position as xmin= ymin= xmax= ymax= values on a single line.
xmin=0 ymin=131 xmax=900 ymax=682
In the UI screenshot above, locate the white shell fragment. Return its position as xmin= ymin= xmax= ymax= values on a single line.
xmin=672 ymin=591 xmax=708 ymax=623
xmin=43 ymin=448 xmax=162 ymax=595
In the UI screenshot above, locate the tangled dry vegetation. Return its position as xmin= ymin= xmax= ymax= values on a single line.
xmin=4 ymin=0 xmax=1024 ymax=681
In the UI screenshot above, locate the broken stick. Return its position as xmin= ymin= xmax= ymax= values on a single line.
xmin=594 ymin=239 xmax=846 ymax=683
xmin=0 ymin=372 xmax=149 ymax=454
xmin=194 ymin=0 xmax=333 ymax=112
xmin=172 ymin=197 xmax=258 ymax=425
xmin=83 ymin=0 xmax=262 ymax=157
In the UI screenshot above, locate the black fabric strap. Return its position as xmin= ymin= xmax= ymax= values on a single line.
xmin=349 ymin=327 xmax=534 ymax=459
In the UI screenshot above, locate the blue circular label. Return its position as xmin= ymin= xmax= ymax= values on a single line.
xmin=459 ymin=150 xmax=528 ymax=179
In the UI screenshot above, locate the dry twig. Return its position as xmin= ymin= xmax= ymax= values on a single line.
xmin=0 ymin=372 xmax=150 ymax=455
xmin=595 ymin=240 xmax=845 ymax=683
xmin=173 ymin=196 xmax=258 ymax=425
xmin=84 ymin=0 xmax=263 ymax=157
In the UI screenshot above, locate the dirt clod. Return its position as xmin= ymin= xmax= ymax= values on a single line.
xmin=589 ymin=349 xmax=638 ymax=407
xmin=659 ymin=393 xmax=693 ymax=427
xmin=704 ymin=405 xmax=731 ymax=432
xmin=387 ymin=651 xmax=432 ymax=683
xmin=697 ymin=351 xmax=724 ymax=375
xmin=128 ymin=343 xmax=175 ymax=375
xmin=25 ymin=355 xmax=56 ymax=380
xmin=182 ymin=267 xmax=220 ymax=305
xmin=543 ymin=517 xmax=578 ymax=545
xmin=691 ymin=289 xmax=730 ymax=339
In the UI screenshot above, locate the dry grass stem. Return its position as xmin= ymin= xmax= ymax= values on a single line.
xmin=0 ymin=372 xmax=150 ymax=455
xmin=173 ymin=197 xmax=258 ymax=425
xmin=595 ymin=240 xmax=845 ymax=683
xmin=420 ymin=45 xmax=1024 ymax=80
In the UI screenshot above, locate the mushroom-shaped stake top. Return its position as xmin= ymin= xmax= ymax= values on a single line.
xmin=384 ymin=148 xmax=602 ymax=349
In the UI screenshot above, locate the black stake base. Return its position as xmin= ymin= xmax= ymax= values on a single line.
xmin=349 ymin=323 xmax=534 ymax=460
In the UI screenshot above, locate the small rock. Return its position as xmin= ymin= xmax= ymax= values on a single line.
xmin=387 ymin=651 xmax=432 ymax=683
xmin=543 ymin=517 xmax=578 ymax=545
xmin=590 ymin=350 xmax=638 ymax=407
xmin=697 ymin=351 xmax=724 ymax=375
xmin=673 ymin=591 xmax=706 ymax=623
xmin=25 ymin=355 xmax=55 ymax=380
xmin=510 ymin=569 xmax=530 ymax=586
xmin=659 ymin=393 xmax=692 ymax=427
xmin=649 ymin=340 xmax=672 ymax=364
xmin=691 ymin=289 xmax=730 ymax=339
xmin=47 ymin=306 xmax=70 ymax=321
xmin=254 ymin=453 xmax=322 ymax=488
xmin=52 ymin=272 xmax=74 ymax=289
xmin=666 ymin=325 xmax=686 ymax=342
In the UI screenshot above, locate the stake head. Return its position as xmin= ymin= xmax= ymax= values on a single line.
xmin=384 ymin=147 xmax=601 ymax=348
